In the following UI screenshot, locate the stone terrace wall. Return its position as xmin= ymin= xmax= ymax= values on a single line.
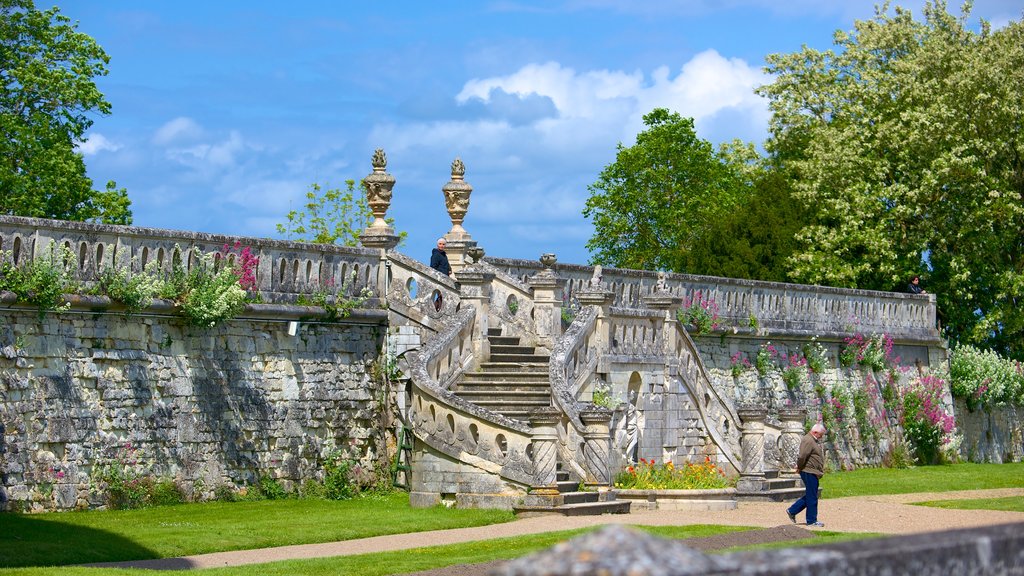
xmin=955 ymin=399 xmax=1024 ymax=463
xmin=0 ymin=216 xmax=382 ymax=303
xmin=0 ymin=304 xmax=389 ymax=512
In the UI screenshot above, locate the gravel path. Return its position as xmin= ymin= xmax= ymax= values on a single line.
xmin=89 ymin=488 xmax=1024 ymax=571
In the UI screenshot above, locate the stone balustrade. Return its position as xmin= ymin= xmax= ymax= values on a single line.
xmin=487 ymin=256 xmax=939 ymax=342
xmin=0 ymin=216 xmax=380 ymax=303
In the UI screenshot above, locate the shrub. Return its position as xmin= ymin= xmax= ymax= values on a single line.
xmin=803 ymin=337 xmax=829 ymax=374
xmin=755 ymin=342 xmax=777 ymax=377
xmin=614 ymin=457 xmax=732 ymax=490
xmin=149 ymin=479 xmax=186 ymax=506
xmin=257 ymin=475 xmax=289 ymax=500
xmin=92 ymin=442 xmax=149 ymax=510
xmin=950 ymin=345 xmax=1024 ymax=408
xmin=98 ymin=260 xmax=165 ymax=315
xmin=780 ymin=352 xmax=807 ymax=390
xmin=213 ymin=484 xmax=238 ymax=502
xmin=301 ymin=274 xmax=374 ymax=321
xmin=0 ymin=244 xmax=77 ymax=318
xmin=591 ymin=380 xmax=620 ymax=409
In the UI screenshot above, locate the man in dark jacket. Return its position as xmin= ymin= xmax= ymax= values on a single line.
xmin=430 ymin=238 xmax=452 ymax=277
xmin=786 ymin=423 xmax=826 ymax=527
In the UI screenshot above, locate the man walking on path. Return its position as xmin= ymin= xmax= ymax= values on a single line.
xmin=787 ymin=423 xmax=826 ymax=527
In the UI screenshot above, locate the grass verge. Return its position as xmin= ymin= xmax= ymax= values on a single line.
xmin=821 ymin=462 xmax=1024 ymax=498
xmin=0 ymin=492 xmax=513 ymax=568
xmin=0 ymin=525 xmax=870 ymax=576
xmin=913 ymin=496 xmax=1024 ymax=512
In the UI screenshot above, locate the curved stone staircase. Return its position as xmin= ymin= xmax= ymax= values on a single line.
xmin=451 ymin=328 xmax=629 ymax=516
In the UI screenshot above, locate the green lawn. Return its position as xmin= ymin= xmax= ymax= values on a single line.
xmin=821 ymin=462 xmax=1024 ymax=498
xmin=914 ymin=496 xmax=1024 ymax=512
xmin=0 ymin=525 xmax=857 ymax=576
xmin=0 ymin=492 xmax=513 ymax=568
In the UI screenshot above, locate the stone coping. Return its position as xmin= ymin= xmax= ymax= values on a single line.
xmin=615 ymin=488 xmax=736 ymax=499
xmin=615 ymin=488 xmax=738 ymax=511
xmin=0 ymin=291 xmax=388 ymax=324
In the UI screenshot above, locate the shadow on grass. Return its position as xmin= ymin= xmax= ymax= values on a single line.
xmin=0 ymin=513 xmax=157 ymax=568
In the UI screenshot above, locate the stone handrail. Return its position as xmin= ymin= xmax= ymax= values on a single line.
xmin=384 ymin=251 xmax=462 ymax=332
xmin=486 ymin=257 xmax=939 ymax=342
xmin=0 ymin=216 xmax=380 ymax=303
xmin=477 ymin=261 xmax=539 ymax=346
xmin=672 ymin=321 xmax=742 ymax=472
xmin=405 ymin=306 xmax=535 ymax=486
xmin=548 ymin=306 xmax=600 ymax=481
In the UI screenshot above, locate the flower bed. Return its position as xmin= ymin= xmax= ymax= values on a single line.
xmin=615 ymin=487 xmax=737 ymax=511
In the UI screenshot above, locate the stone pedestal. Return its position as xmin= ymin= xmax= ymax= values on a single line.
xmin=528 ymin=255 xmax=564 ymax=352
xmin=778 ymin=407 xmax=807 ymax=476
xmin=524 ymin=407 xmax=563 ymax=507
xmin=579 ymin=407 xmax=613 ymax=485
xmin=454 ymin=268 xmax=495 ymax=362
xmin=736 ymin=406 xmax=767 ymax=493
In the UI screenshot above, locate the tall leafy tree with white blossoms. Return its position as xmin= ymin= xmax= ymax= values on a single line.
xmin=759 ymin=1 xmax=1024 ymax=358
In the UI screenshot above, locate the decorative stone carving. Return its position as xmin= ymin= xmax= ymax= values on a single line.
xmin=442 ymin=158 xmax=473 ymax=239
xmin=524 ymin=407 xmax=562 ymax=506
xmin=778 ymin=407 xmax=806 ymax=475
xmin=736 ymin=405 xmax=767 ymax=493
xmin=580 ymin=406 xmax=613 ymax=484
xmin=360 ymin=149 xmax=400 ymax=249
xmin=466 ymin=246 xmax=485 ymax=264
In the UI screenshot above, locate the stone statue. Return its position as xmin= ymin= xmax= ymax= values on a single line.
xmin=590 ymin=265 xmax=603 ymax=287
xmin=624 ymin=388 xmax=640 ymax=464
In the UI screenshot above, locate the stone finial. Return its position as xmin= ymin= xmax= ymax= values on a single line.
xmin=655 ymin=271 xmax=667 ymax=291
xmin=540 ymin=253 xmax=557 ymax=269
xmin=590 ymin=265 xmax=603 ymax=287
xmin=362 ymin=148 xmax=396 ymax=230
xmin=466 ymin=246 xmax=485 ymax=264
xmin=442 ymin=157 xmax=473 ymax=239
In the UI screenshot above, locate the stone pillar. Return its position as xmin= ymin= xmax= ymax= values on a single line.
xmin=453 ymin=268 xmax=494 ymax=364
xmin=778 ymin=407 xmax=806 ymax=476
xmin=736 ymin=405 xmax=768 ymax=493
xmin=359 ymin=149 xmax=401 ymax=250
xmin=525 ymin=407 xmax=563 ymax=507
xmin=527 ymin=254 xmax=564 ymax=352
xmin=579 ymin=407 xmax=613 ymax=486
xmin=575 ymin=266 xmax=614 ymax=358
xmin=441 ymin=158 xmax=475 ymax=272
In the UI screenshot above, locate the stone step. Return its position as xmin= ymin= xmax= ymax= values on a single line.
xmin=562 ymin=491 xmax=600 ymax=505
xmin=489 ymin=344 xmax=538 ymax=355
xmin=735 ymin=487 xmax=807 ymax=503
xmin=455 ymin=390 xmax=551 ymax=401
xmin=469 ymin=398 xmax=553 ymax=411
xmin=461 ymin=370 xmax=549 ymax=381
xmin=514 ymin=499 xmax=631 ymax=517
xmin=490 ymin=353 xmax=550 ymax=363
xmin=456 ymin=382 xmax=551 ymax=392
xmin=557 ymin=479 xmax=581 ymax=493
xmin=474 ymin=363 xmax=549 ymax=373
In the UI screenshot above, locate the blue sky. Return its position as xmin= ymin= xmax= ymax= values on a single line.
xmin=62 ymin=1 xmax=1021 ymax=266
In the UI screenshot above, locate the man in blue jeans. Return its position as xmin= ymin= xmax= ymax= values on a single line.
xmin=787 ymin=423 xmax=826 ymax=527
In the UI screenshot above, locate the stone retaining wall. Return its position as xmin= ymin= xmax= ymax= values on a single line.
xmin=955 ymin=399 xmax=1024 ymax=463
xmin=0 ymin=302 xmax=389 ymax=512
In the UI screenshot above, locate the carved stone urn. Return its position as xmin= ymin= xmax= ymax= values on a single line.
xmin=540 ymin=253 xmax=557 ymax=269
xmin=442 ymin=158 xmax=473 ymax=238
xmin=363 ymin=148 xmax=395 ymax=231
xmin=466 ymin=246 xmax=485 ymax=264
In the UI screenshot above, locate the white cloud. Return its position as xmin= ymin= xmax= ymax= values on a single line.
xmin=165 ymin=131 xmax=250 ymax=171
xmin=152 ymin=117 xmax=204 ymax=145
xmin=76 ymin=133 xmax=121 ymax=156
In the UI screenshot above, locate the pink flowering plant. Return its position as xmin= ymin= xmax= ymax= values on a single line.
xmin=901 ymin=375 xmax=956 ymax=464
xmin=92 ymin=442 xmax=149 ymax=509
xmin=780 ymin=351 xmax=807 ymax=390
xmin=729 ymin=351 xmax=751 ymax=378
xmin=221 ymin=241 xmax=260 ymax=292
xmin=678 ymin=291 xmax=719 ymax=335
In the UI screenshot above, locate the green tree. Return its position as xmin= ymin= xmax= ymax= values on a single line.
xmin=583 ymin=108 xmax=747 ymax=272
xmin=277 ymin=180 xmax=405 ymax=246
xmin=0 ymin=0 xmax=131 ymax=224
xmin=759 ymin=1 xmax=1024 ymax=358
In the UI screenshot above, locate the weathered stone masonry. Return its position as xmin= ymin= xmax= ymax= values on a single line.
xmin=0 ymin=304 xmax=388 ymax=512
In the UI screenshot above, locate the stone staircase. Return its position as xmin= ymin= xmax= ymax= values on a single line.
xmin=513 ymin=468 xmax=631 ymax=517
xmin=452 ymin=327 xmax=630 ymax=516
xmin=735 ymin=470 xmax=806 ymax=502
xmin=452 ymin=328 xmax=553 ymax=420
